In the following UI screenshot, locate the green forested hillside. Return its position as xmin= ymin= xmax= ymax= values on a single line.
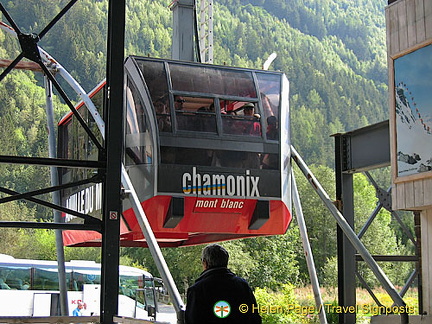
xmin=0 ymin=0 xmax=415 ymax=315
xmin=1 ymin=0 xmax=389 ymax=166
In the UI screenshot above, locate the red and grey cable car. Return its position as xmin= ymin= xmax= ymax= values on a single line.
xmin=58 ymin=56 xmax=291 ymax=247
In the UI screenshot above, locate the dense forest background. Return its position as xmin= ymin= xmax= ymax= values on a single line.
xmin=0 ymin=0 xmax=417 ymax=321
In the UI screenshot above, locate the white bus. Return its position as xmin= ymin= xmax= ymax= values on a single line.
xmin=0 ymin=254 xmax=158 ymax=320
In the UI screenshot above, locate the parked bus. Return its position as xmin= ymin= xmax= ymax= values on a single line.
xmin=0 ymin=254 xmax=157 ymax=319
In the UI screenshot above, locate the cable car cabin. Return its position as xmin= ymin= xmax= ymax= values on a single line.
xmin=58 ymin=56 xmax=291 ymax=247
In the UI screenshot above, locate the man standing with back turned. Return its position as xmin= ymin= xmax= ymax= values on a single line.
xmin=185 ymin=244 xmax=262 ymax=323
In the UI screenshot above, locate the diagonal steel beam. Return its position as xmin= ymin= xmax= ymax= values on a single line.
xmin=0 ymin=2 xmax=21 ymax=34
xmin=0 ymin=185 xmax=101 ymax=224
xmin=0 ymin=53 xmax=24 ymax=81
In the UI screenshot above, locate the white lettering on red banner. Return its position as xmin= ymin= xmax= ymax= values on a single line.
xmin=182 ymin=167 xmax=260 ymax=197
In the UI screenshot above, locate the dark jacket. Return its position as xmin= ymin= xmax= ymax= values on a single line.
xmin=185 ymin=267 xmax=262 ymax=324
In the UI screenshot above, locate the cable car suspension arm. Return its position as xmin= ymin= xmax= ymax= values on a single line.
xmin=121 ymin=165 xmax=186 ymax=322
xmin=291 ymin=170 xmax=328 ymax=324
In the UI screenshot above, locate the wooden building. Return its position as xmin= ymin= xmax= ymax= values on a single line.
xmin=387 ymin=0 xmax=432 ymax=317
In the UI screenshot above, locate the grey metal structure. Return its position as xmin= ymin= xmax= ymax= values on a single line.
xmin=198 ymin=0 xmax=214 ymax=64
xmin=171 ymin=0 xmax=196 ymax=62
xmin=44 ymin=76 xmax=69 ymax=316
xmin=292 ymin=144 xmax=409 ymax=324
xmin=0 ymin=1 xmax=125 ymax=323
xmin=332 ymin=121 xmax=419 ymax=324
xmin=101 ymin=0 xmax=125 ymax=322
xmin=333 ymin=121 xmax=391 ymax=324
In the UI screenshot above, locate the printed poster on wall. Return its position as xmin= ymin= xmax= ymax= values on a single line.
xmin=394 ymin=44 xmax=432 ymax=177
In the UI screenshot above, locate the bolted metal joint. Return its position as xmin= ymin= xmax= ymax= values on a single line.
xmin=18 ymin=33 xmax=42 ymax=62
xmin=376 ymin=187 xmax=392 ymax=212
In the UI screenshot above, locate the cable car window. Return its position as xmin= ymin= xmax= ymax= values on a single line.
xmin=58 ymin=87 xmax=104 ymax=188
xmin=154 ymin=100 xmax=171 ymax=132
xmin=169 ymin=63 xmax=257 ymax=98
xmin=125 ymin=79 xmax=153 ymax=165
xmin=221 ymin=101 xmax=262 ymax=137
xmin=161 ymin=147 xmax=214 ymax=166
xmin=66 ymin=98 xmax=102 ymax=162
xmin=136 ymin=60 xmax=168 ymax=103
xmin=256 ymin=72 xmax=281 ymax=141
xmin=212 ymin=149 xmax=261 ymax=169
xmin=137 ymin=60 xmax=172 ymax=133
xmin=161 ymin=146 xmax=262 ymax=169
xmin=174 ymin=96 xmax=216 ymax=133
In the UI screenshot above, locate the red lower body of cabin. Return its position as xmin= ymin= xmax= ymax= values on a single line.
xmin=62 ymin=196 xmax=292 ymax=247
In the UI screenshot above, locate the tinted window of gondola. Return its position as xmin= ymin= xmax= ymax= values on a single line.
xmin=256 ymin=72 xmax=281 ymax=142
xmin=125 ymin=79 xmax=153 ymax=165
xmin=169 ymin=63 xmax=257 ymax=98
xmin=173 ymin=96 xmax=217 ymax=133
xmin=137 ymin=60 xmax=171 ymax=132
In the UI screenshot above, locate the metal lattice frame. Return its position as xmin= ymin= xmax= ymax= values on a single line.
xmin=333 ymin=120 xmax=419 ymax=324
xmin=0 ymin=1 xmax=125 ymax=322
xmin=355 ymin=171 xmax=420 ymax=310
